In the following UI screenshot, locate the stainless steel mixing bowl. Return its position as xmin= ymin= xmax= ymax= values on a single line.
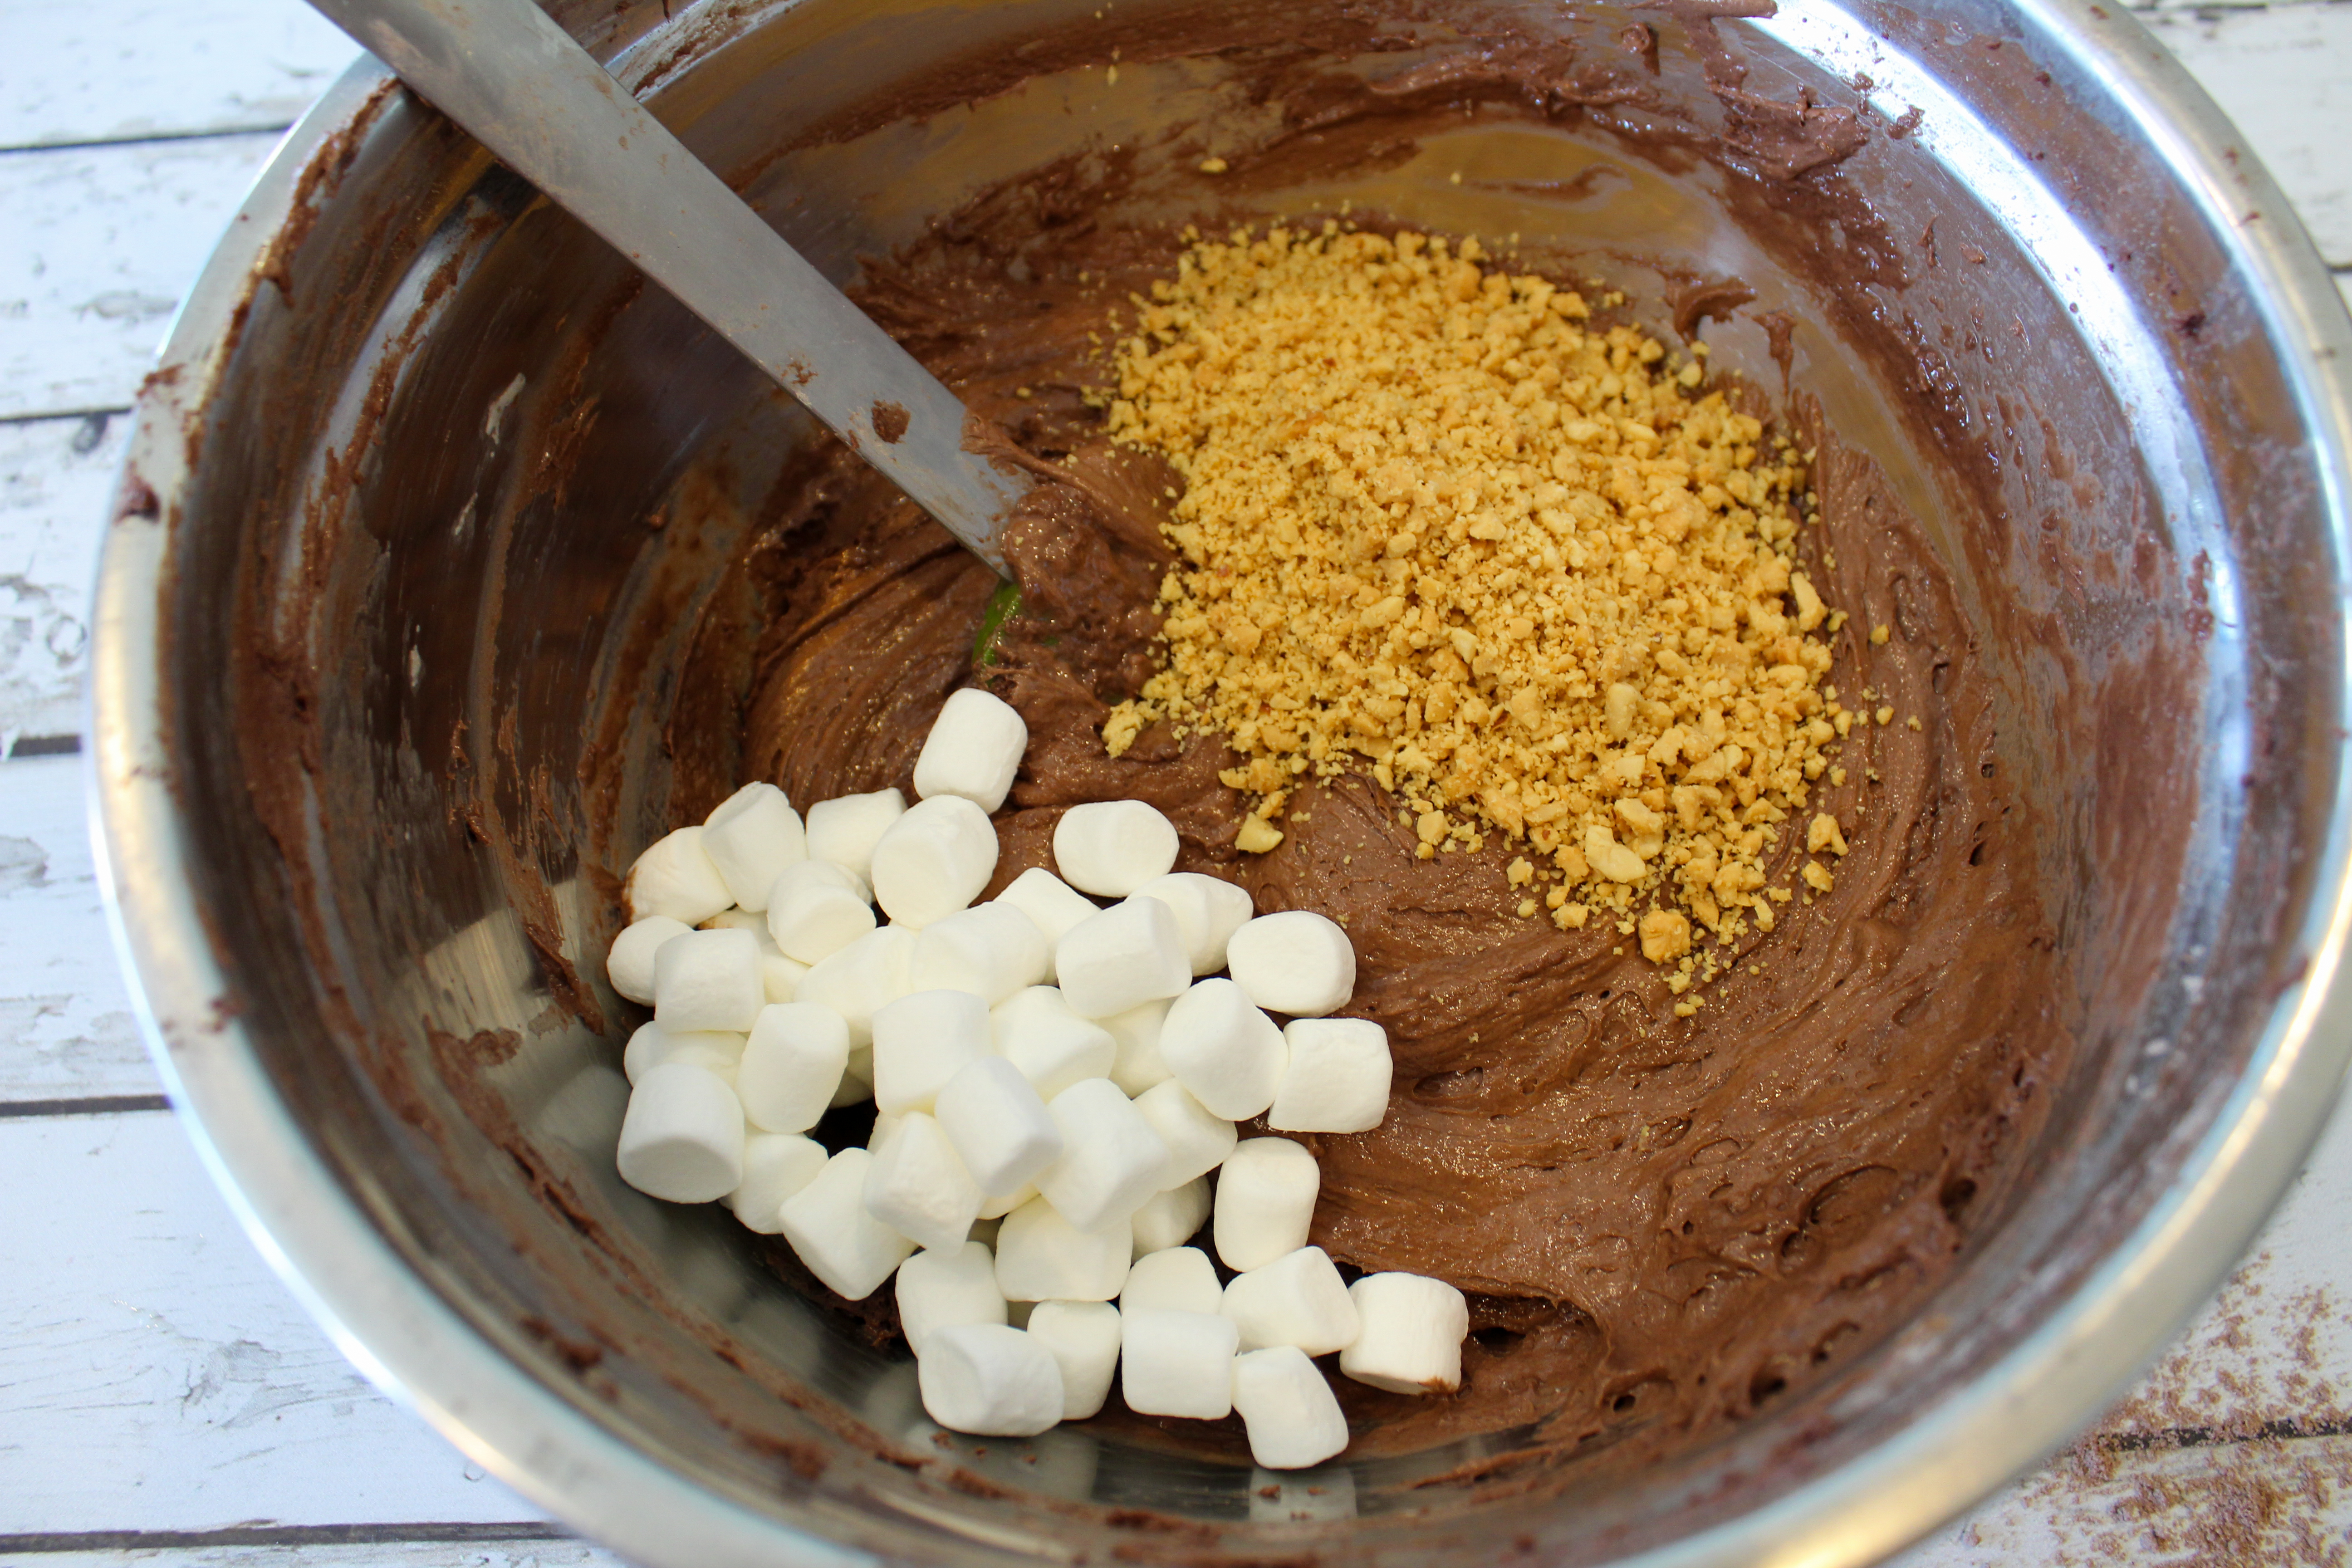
xmin=90 ymin=0 xmax=2352 ymax=1562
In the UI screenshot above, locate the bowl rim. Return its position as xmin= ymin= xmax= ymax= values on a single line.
xmin=88 ymin=2 xmax=2352 ymax=1563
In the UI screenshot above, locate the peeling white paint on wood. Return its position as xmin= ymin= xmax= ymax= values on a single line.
xmin=0 ymin=134 xmax=280 ymax=422
xmin=0 ymin=756 xmax=154 ymax=1102
xmin=0 ymin=413 xmax=124 ymax=745
xmin=0 ymin=0 xmax=358 ymax=153
xmin=24 ymin=1545 xmax=615 ymax=1568
xmin=0 ymin=1112 xmax=549 ymax=1533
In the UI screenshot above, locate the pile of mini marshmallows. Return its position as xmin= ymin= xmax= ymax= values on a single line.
xmin=605 ymin=687 xmax=1469 ymax=1469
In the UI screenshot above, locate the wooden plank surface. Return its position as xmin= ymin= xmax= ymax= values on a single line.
xmin=0 ymin=1109 xmax=550 ymax=1534
xmin=0 ymin=415 xmax=126 ymax=749
xmin=0 ymin=0 xmax=358 ymax=152
xmin=0 ymin=134 xmax=282 ymax=423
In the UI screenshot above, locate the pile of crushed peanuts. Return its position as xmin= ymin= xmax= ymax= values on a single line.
xmin=1100 ymin=225 xmax=1864 ymax=993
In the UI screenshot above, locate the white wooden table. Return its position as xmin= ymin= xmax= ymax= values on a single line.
xmin=1 ymin=3 xmax=2347 ymax=1563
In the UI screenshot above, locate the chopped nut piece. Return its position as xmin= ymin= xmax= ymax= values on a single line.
xmin=1507 ymin=856 xmax=1534 ymax=887
xmin=1807 ymin=813 xmax=1849 ymax=857
xmin=1517 ymin=897 xmax=1539 ymax=919
xmin=1876 ymin=706 xmax=1896 ymax=726
xmin=1802 ymin=860 xmax=1835 ymax=893
xmin=1198 ymin=156 xmax=1229 ymax=174
xmin=1555 ymin=902 xmax=1591 ymax=930
xmin=1870 ymin=622 xmax=1891 ymax=645
xmin=1638 ymin=909 xmax=1692 ymax=963
xmin=1236 ymin=816 xmax=1284 ymax=854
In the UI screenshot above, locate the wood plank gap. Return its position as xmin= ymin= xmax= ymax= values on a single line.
xmin=0 ymin=123 xmax=301 ymax=158
xmin=0 ymin=1524 xmax=575 ymax=1553
xmin=0 ymin=1093 xmax=172 ymax=1118
xmin=9 ymin=734 xmax=83 ymax=758
xmin=2101 ymin=1416 xmax=2352 ymax=1452
xmin=0 ymin=404 xmax=132 ymax=429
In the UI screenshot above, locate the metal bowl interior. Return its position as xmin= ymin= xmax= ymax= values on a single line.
xmin=90 ymin=0 xmax=2352 ymax=1564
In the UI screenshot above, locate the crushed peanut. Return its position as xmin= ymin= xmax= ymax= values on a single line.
xmin=1102 ymin=225 xmax=1842 ymax=952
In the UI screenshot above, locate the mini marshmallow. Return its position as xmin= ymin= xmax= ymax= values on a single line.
xmin=1232 ymin=1345 xmax=1350 ymax=1470
xmin=1340 ymin=1273 xmax=1470 ymax=1395
xmin=1121 ymin=1309 xmax=1240 ymax=1419
xmin=911 ymin=903 xmax=1049 ymax=1005
xmin=1025 ymin=1299 xmax=1122 ymax=1419
xmin=1269 ymin=1017 xmax=1392 ymax=1134
xmin=870 ymin=989 xmax=992 ymax=1115
xmin=765 ymin=863 xmax=876 ymax=965
xmin=1221 ymin=1245 xmax=1361 ymax=1355
xmin=760 ymin=945 xmax=808 ymax=1005
xmin=622 ymin=1021 xmax=744 ymax=1086
xmin=1214 ymin=1137 xmax=1321 ymax=1272
xmin=702 ymin=783 xmax=807 ymax=910
xmin=803 ymin=788 xmax=906 ymax=881
xmin=995 ymin=1196 xmax=1131 ymax=1302
xmin=779 ymin=1147 xmax=918 ymax=1299
xmin=617 ymin=1062 xmax=746 ymax=1203
xmin=1129 ymin=872 xmax=1255 ymax=976
xmin=626 ymin=826 xmax=734 ymax=925
xmin=726 ymin=1132 xmax=829 ymax=1233
xmin=831 ymin=1048 xmax=874 ymax=1107
xmin=1102 ymin=997 xmax=1176 ymax=1094
xmin=699 ymin=908 xmax=766 ymax=933
xmin=871 ymin=794 xmax=999 ymax=928
xmin=934 ymin=1055 xmax=1063 ymax=1198
xmin=913 ymin=686 xmax=1029 ymax=813
xmin=1122 ymin=1246 xmax=1223 ymax=1315
xmin=1037 ymin=1078 xmax=1168 ymax=1232
xmin=994 ymin=868 xmax=1101 ymax=981
xmin=976 ymin=1180 xmax=1038 ymax=1221
xmin=735 ymin=1002 xmax=851 ymax=1133
xmin=1131 ymin=1079 xmax=1238 ymax=1188
xmin=1055 ymin=898 xmax=1190 ymax=1019
xmin=895 ymin=1240 xmax=1007 ymax=1356
xmin=919 ymin=1323 xmax=1064 ymax=1438
xmin=1053 ymin=800 xmax=1180 ymax=897
xmin=1225 ymin=910 xmax=1357 ymax=1018
xmin=992 ymin=987 xmax=1116 ymax=1099
xmin=653 ymin=927 xmax=765 ymax=1034
xmin=795 ymin=926 xmax=915 ymax=1047
xmin=1158 ymin=979 xmax=1287 ymax=1122
xmin=1130 ymin=1177 xmax=1211 ymax=1255
xmin=608 ymin=915 xmax=691 ymax=1004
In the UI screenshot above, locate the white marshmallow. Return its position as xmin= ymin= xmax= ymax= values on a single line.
xmin=1129 ymin=872 xmax=1255 ymax=976
xmin=1221 ymin=1245 xmax=1361 ymax=1355
xmin=622 ymin=1021 xmax=744 ymax=1086
xmin=933 ymin=1056 xmax=1063 ymax=1198
xmin=625 ymin=826 xmax=734 ymax=925
xmin=1131 ymin=1079 xmax=1238 ymax=1188
xmin=735 ymin=1003 xmax=851 ymax=1133
xmin=699 ymin=908 xmax=766 ymax=933
xmin=895 ymin=1240 xmax=1007 ymax=1356
xmin=779 ymin=1147 xmax=917 ymax=1299
xmin=803 ymin=788 xmax=906 ymax=881
xmin=993 ymin=868 xmax=1101 ymax=981
xmin=760 ymin=945 xmax=809 ymax=1005
xmin=1025 ymin=1300 xmax=1122 ymax=1419
xmin=919 ymin=1323 xmax=1064 ymax=1438
xmin=1214 ymin=1137 xmax=1321 ymax=1272
xmin=913 ymin=686 xmax=1029 ymax=813
xmin=911 ymin=904 xmax=1049 ymax=1004
xmin=608 ymin=916 xmax=691 ymax=1004
xmin=1037 ymin=1078 xmax=1168 ymax=1232
xmin=1053 ymin=800 xmax=1180 ymax=897
xmin=652 ymin=927 xmax=765 ymax=1034
xmin=871 ymin=794 xmax=999 ymax=928
xmin=1102 ymin=997 xmax=1176 ymax=1094
xmin=1054 ymin=898 xmax=1190 ymax=1019
xmin=701 ymin=783 xmax=807 ymax=910
xmin=616 ymin=1062 xmax=746 ymax=1203
xmin=1158 ymin=978 xmax=1287 ymax=1122
xmin=995 ymin=1196 xmax=1131 ymax=1302
xmin=992 ymin=987 xmax=1116 ymax=1099
xmin=765 ymin=866 xmax=876 ymax=965
xmin=726 ymin=1132 xmax=829 ymax=1233
xmin=1130 ymin=1177 xmax=1212 ymax=1255
xmin=1340 ymin=1273 xmax=1470 ymax=1395
xmin=870 ymin=989 xmax=992 ymax=1115
xmin=1120 ymin=1309 xmax=1239 ymax=1419
xmin=1269 ymin=1017 xmax=1392 ymax=1134
xmin=831 ymin=1049 xmax=874 ymax=1107
xmin=795 ymin=926 xmax=915 ymax=1048
xmin=1122 ymin=1246 xmax=1223 ymax=1315
xmin=1232 ymin=1345 xmax=1350 ymax=1470
xmin=976 ymin=1180 xmax=1038 ymax=1221
xmin=1225 ymin=911 xmax=1357 ymax=1018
